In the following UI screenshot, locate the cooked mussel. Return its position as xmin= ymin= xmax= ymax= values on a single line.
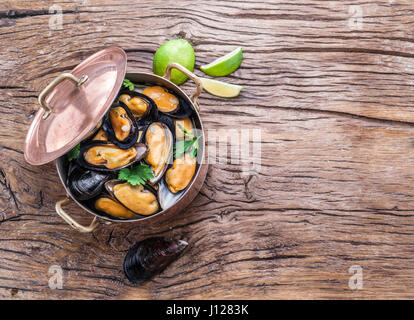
xmin=158 ymin=113 xmax=175 ymax=138
xmin=123 ymin=237 xmax=188 ymax=284
xmin=119 ymin=91 xmax=154 ymax=119
xmin=144 ymin=122 xmax=173 ymax=184
xmin=142 ymin=86 xmax=192 ymax=118
xmin=105 ymin=180 xmax=160 ymax=216
xmin=68 ymin=164 xmax=112 ymax=201
xmin=142 ymin=86 xmax=178 ymax=113
xmin=83 ymin=119 xmax=103 ymax=140
xmin=94 ymin=194 xmax=135 ymax=219
xmin=157 ymin=178 xmax=183 ymax=210
xmin=174 ymin=117 xmax=194 ymax=139
xmin=102 ymin=104 xmax=139 ymax=149
xmin=77 ymin=141 xmax=148 ymax=172
xmin=165 ymin=154 xmax=196 ymax=194
xmin=92 ymin=128 xmax=108 ymax=142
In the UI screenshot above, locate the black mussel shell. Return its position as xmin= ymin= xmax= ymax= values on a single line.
xmin=66 ymin=161 xmax=80 ymax=184
xmin=157 ymin=178 xmax=184 ymax=210
xmin=157 ymin=113 xmax=175 ymax=139
xmin=82 ymin=119 xmax=104 ymax=141
xmin=68 ymin=165 xmax=113 ymax=201
xmin=104 ymin=179 xmax=161 ymax=216
xmin=86 ymin=193 xmax=136 ymax=220
xmin=140 ymin=87 xmax=192 ymax=119
xmin=164 ymin=92 xmax=193 ymax=119
xmin=77 ymin=140 xmax=148 ymax=172
xmin=134 ymin=96 xmax=159 ymax=128
xmin=143 ymin=122 xmax=174 ymax=184
xmin=119 ymin=90 xmax=157 ymax=119
xmin=123 ymin=237 xmax=188 ymax=284
xmin=135 ymin=110 xmax=174 ymax=145
xmin=102 ymin=103 xmax=139 ymax=149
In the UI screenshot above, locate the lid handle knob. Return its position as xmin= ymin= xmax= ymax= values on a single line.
xmin=38 ymin=73 xmax=88 ymax=120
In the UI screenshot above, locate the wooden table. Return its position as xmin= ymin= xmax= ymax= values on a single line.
xmin=1 ymin=0 xmax=414 ymax=299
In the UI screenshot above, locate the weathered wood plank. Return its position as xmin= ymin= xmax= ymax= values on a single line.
xmin=0 ymin=0 xmax=413 ymax=299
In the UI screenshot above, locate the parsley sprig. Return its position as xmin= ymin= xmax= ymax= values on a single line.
xmin=118 ymin=164 xmax=154 ymax=186
xmin=122 ymin=79 xmax=135 ymax=91
xmin=174 ymin=123 xmax=200 ymax=158
xmin=123 ymin=78 xmax=146 ymax=91
xmin=67 ymin=143 xmax=80 ymax=161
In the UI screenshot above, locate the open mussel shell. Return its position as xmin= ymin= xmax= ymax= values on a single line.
xmin=144 ymin=122 xmax=174 ymax=184
xmin=91 ymin=128 xmax=109 ymax=142
xmin=167 ymin=94 xmax=193 ymax=119
xmin=102 ymin=103 xmax=139 ymax=149
xmin=68 ymin=164 xmax=113 ymax=201
xmin=158 ymin=178 xmax=184 ymax=210
xmin=142 ymin=86 xmax=193 ymax=119
xmin=118 ymin=90 xmax=155 ymax=120
xmin=174 ymin=117 xmax=195 ymax=140
xmin=123 ymin=237 xmax=188 ymax=284
xmin=105 ymin=180 xmax=160 ymax=216
xmin=93 ymin=194 xmax=135 ymax=219
xmin=165 ymin=154 xmax=197 ymax=194
xmin=156 ymin=154 xmax=197 ymax=210
xmin=157 ymin=113 xmax=175 ymax=138
xmin=77 ymin=141 xmax=148 ymax=172
xmin=82 ymin=119 xmax=103 ymax=141
xmin=119 ymin=90 xmax=174 ymax=135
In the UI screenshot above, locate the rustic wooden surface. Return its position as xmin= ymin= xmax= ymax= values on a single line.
xmin=1 ymin=0 xmax=414 ymax=299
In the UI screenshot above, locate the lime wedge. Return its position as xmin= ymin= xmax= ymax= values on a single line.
xmin=200 ymin=47 xmax=242 ymax=77
xmin=200 ymin=77 xmax=243 ymax=98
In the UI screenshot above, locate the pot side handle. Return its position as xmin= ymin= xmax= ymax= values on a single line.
xmin=56 ymin=197 xmax=100 ymax=233
xmin=163 ymin=63 xmax=203 ymax=112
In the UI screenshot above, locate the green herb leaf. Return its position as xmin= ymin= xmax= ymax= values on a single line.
xmin=174 ymin=137 xmax=199 ymax=159
xmin=67 ymin=143 xmax=80 ymax=161
xmin=122 ymin=78 xmax=135 ymax=91
xmin=118 ymin=165 xmax=154 ymax=186
xmin=176 ymin=123 xmax=195 ymax=139
xmin=190 ymin=138 xmax=199 ymax=158
xmin=174 ymin=139 xmax=195 ymax=159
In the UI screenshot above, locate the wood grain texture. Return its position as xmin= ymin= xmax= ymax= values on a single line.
xmin=1 ymin=0 xmax=414 ymax=299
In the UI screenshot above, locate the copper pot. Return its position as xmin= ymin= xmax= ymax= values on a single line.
xmin=24 ymin=48 xmax=208 ymax=232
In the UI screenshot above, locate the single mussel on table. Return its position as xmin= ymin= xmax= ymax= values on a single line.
xmin=123 ymin=237 xmax=188 ymax=284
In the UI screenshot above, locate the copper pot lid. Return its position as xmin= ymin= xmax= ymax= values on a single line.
xmin=24 ymin=47 xmax=127 ymax=165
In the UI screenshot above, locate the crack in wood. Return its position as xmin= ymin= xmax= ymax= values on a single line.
xmin=0 ymin=9 xmax=80 ymax=19
xmin=0 ymin=167 xmax=20 ymax=212
xmin=267 ymin=47 xmax=414 ymax=59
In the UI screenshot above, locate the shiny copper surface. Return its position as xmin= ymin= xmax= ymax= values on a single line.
xmin=24 ymin=47 xmax=127 ymax=165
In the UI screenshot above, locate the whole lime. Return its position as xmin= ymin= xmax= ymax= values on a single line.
xmin=153 ymin=39 xmax=195 ymax=85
